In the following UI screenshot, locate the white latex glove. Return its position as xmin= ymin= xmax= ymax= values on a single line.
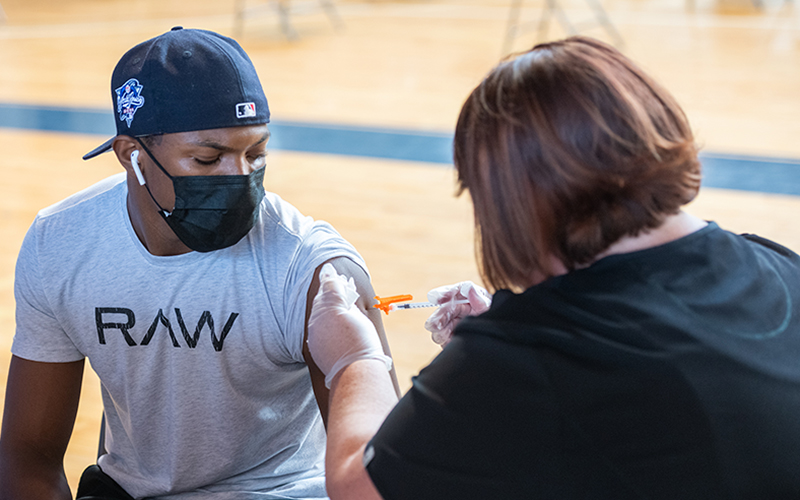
xmin=307 ymin=263 xmax=392 ymax=388
xmin=424 ymin=281 xmax=492 ymax=347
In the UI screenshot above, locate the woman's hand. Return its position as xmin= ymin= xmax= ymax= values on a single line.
xmin=424 ymin=281 xmax=492 ymax=347
xmin=307 ymin=263 xmax=392 ymax=388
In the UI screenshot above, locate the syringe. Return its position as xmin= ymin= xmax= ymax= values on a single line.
xmin=374 ymin=294 xmax=468 ymax=315
xmin=390 ymin=300 xmax=468 ymax=311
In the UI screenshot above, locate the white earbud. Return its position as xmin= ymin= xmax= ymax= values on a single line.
xmin=130 ymin=150 xmax=146 ymax=186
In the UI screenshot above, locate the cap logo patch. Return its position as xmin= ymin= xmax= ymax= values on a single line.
xmin=115 ymin=78 xmax=145 ymax=127
xmin=236 ymin=102 xmax=256 ymax=119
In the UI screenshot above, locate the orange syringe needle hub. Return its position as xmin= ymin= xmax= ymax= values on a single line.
xmin=373 ymin=294 xmax=413 ymax=315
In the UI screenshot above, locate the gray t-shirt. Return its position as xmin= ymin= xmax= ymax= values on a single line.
xmin=13 ymin=173 xmax=366 ymax=498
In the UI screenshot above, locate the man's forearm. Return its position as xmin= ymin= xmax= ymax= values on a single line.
xmin=325 ymin=359 xmax=398 ymax=500
xmin=0 ymin=357 xmax=83 ymax=500
xmin=0 ymin=449 xmax=71 ymax=500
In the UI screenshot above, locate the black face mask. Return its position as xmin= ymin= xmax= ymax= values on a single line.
xmin=136 ymin=138 xmax=265 ymax=253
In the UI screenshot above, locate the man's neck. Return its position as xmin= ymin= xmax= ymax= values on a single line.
xmin=126 ymin=192 xmax=193 ymax=256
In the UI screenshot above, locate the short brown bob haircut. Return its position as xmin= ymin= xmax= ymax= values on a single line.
xmin=454 ymin=36 xmax=701 ymax=293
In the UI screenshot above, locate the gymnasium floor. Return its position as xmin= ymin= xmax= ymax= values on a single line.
xmin=1 ymin=0 xmax=799 ymax=491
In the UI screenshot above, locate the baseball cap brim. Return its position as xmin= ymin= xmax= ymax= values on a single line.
xmin=82 ymin=137 xmax=115 ymax=160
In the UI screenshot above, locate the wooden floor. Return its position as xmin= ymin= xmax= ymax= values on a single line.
xmin=1 ymin=0 xmax=800 ymax=491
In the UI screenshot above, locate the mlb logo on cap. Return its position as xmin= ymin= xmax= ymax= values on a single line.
xmin=237 ymin=102 xmax=256 ymax=119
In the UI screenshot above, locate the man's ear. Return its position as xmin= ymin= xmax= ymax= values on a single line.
xmin=112 ymin=135 xmax=139 ymax=172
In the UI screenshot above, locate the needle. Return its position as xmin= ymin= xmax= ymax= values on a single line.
xmin=391 ymin=300 xmax=468 ymax=311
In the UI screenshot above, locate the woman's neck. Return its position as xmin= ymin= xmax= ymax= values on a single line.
xmin=530 ymin=211 xmax=708 ymax=287
xmin=592 ymin=210 xmax=708 ymax=262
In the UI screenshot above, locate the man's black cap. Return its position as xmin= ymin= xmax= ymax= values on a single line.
xmin=83 ymin=27 xmax=270 ymax=160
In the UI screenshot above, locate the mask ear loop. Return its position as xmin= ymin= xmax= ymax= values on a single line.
xmin=135 ymin=137 xmax=174 ymax=217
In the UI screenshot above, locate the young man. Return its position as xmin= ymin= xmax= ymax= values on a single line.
xmin=0 ymin=27 xmax=396 ymax=499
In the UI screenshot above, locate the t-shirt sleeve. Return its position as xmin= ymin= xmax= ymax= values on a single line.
xmin=11 ymin=221 xmax=84 ymax=362
xmin=282 ymin=221 xmax=367 ymax=364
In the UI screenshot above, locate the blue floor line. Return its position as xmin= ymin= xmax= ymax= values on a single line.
xmin=1 ymin=102 xmax=799 ymax=196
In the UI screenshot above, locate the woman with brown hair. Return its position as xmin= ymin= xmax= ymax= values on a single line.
xmin=307 ymin=36 xmax=800 ymax=499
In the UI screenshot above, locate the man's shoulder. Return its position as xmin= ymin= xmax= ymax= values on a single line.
xmin=251 ymin=191 xmax=364 ymax=297
xmin=259 ymin=191 xmax=311 ymax=234
xmin=38 ymin=173 xmax=126 ymax=220
xmin=22 ymin=173 xmax=127 ymax=265
xmin=256 ymin=191 xmax=343 ymax=245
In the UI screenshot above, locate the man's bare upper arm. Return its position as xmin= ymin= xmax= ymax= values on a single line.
xmin=303 ymin=257 xmax=401 ymax=427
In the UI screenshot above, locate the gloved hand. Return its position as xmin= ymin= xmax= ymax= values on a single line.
xmin=424 ymin=281 xmax=492 ymax=347
xmin=307 ymin=263 xmax=392 ymax=388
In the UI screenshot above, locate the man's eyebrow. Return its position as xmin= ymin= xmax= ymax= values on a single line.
xmin=254 ymin=130 xmax=270 ymax=145
xmin=190 ymin=131 xmax=270 ymax=151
